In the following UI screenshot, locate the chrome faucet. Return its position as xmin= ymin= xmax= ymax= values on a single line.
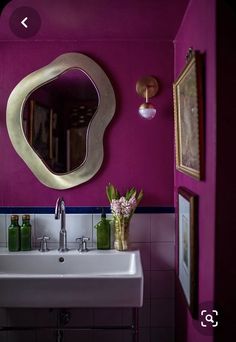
xmin=55 ymin=197 xmax=69 ymax=252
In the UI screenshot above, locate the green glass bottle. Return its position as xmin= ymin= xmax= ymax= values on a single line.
xmin=95 ymin=209 xmax=111 ymax=250
xmin=8 ymin=215 xmax=20 ymax=252
xmin=20 ymin=214 xmax=32 ymax=251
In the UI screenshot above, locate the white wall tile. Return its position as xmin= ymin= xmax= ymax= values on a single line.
xmin=7 ymin=308 xmax=37 ymax=327
xmin=0 ymin=308 xmax=8 ymax=326
xmin=150 ymin=271 xmax=175 ymax=298
xmin=92 ymin=330 xmax=123 ymax=342
xmin=5 ymin=215 xmax=12 ymax=246
xmin=129 ymin=214 xmax=151 ymax=243
xmin=122 ymin=304 xmax=150 ymax=328
xmin=151 ymin=242 xmax=175 ymax=270
xmin=0 ymin=332 xmax=7 ymax=342
xmin=66 ymin=308 xmax=93 ymax=327
xmin=121 ymin=308 xmax=132 ymax=325
xmin=34 ymin=309 xmax=57 ymax=327
xmin=151 ymin=327 xmax=174 ymax=342
xmin=35 ymin=214 xmax=63 ymax=243
xmin=150 ymin=299 xmax=175 ymax=327
xmin=66 ymin=214 xmax=92 ymax=243
xmin=139 ymin=328 xmax=150 ymax=342
xmin=143 ymin=270 xmax=151 ymax=299
xmin=151 ymin=214 xmax=175 ymax=242
xmin=65 ymin=330 xmax=93 ymax=342
xmin=7 ymin=331 xmax=36 ymax=342
xmin=93 ymin=308 xmax=123 ymax=326
xmin=139 ymin=300 xmax=150 ymax=327
xmin=0 ymin=215 xmax=6 ymax=244
xmin=36 ymin=331 xmax=55 ymax=342
xmin=121 ymin=330 xmax=133 ymax=342
xmin=35 ymin=214 xmax=93 ymax=247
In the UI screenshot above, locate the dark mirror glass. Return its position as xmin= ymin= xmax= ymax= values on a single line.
xmin=22 ymin=69 xmax=99 ymax=174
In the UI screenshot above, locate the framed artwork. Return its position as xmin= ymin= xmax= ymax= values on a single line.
xmin=29 ymin=100 xmax=53 ymax=161
xmin=178 ymin=187 xmax=198 ymax=317
xmin=173 ymin=50 xmax=204 ymax=179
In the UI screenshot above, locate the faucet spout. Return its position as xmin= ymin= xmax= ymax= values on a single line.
xmin=55 ymin=197 xmax=69 ymax=252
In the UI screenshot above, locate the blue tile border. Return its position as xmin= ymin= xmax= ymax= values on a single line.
xmin=0 ymin=206 xmax=175 ymax=214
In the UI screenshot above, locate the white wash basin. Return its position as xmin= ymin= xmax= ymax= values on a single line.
xmin=0 ymin=248 xmax=143 ymax=308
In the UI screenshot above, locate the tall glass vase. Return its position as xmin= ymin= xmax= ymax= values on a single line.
xmin=113 ymin=216 xmax=130 ymax=251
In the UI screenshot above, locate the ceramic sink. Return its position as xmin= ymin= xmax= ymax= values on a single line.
xmin=0 ymin=248 xmax=143 ymax=308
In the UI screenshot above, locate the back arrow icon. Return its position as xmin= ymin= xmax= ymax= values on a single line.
xmin=21 ymin=17 xmax=28 ymax=28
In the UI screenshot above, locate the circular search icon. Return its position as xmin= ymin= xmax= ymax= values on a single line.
xmin=205 ymin=314 xmax=214 ymax=324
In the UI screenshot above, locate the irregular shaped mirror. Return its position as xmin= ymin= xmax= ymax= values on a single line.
xmin=7 ymin=53 xmax=116 ymax=189
xmin=23 ymin=69 xmax=99 ymax=174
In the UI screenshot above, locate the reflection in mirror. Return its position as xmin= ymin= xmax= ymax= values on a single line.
xmin=23 ymin=69 xmax=99 ymax=174
xmin=7 ymin=52 xmax=116 ymax=189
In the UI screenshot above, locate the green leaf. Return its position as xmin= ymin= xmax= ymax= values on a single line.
xmin=125 ymin=188 xmax=131 ymax=200
xmin=106 ymin=183 xmax=119 ymax=202
xmin=106 ymin=184 xmax=113 ymax=202
xmin=136 ymin=190 xmax=144 ymax=206
xmin=106 ymin=184 xmax=143 ymax=207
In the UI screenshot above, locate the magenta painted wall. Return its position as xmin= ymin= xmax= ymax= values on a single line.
xmin=174 ymin=0 xmax=216 ymax=341
xmin=0 ymin=0 xmax=190 ymax=207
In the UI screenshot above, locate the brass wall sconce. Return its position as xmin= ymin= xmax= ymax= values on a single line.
xmin=136 ymin=76 xmax=159 ymax=120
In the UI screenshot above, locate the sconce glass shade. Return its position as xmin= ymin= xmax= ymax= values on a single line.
xmin=136 ymin=76 xmax=159 ymax=120
xmin=138 ymin=102 xmax=156 ymax=120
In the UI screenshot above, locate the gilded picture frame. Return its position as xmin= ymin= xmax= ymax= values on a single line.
xmin=173 ymin=51 xmax=204 ymax=179
xmin=178 ymin=187 xmax=198 ymax=318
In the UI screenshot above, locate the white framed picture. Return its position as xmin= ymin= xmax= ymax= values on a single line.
xmin=178 ymin=187 xmax=198 ymax=317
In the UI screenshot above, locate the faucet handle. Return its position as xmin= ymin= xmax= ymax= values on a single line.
xmin=38 ymin=235 xmax=50 ymax=252
xmin=76 ymin=236 xmax=90 ymax=252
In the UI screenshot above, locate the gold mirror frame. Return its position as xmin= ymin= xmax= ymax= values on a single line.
xmin=6 ymin=53 xmax=116 ymax=189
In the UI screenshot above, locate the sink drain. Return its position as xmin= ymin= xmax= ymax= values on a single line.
xmin=59 ymin=257 xmax=64 ymax=263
